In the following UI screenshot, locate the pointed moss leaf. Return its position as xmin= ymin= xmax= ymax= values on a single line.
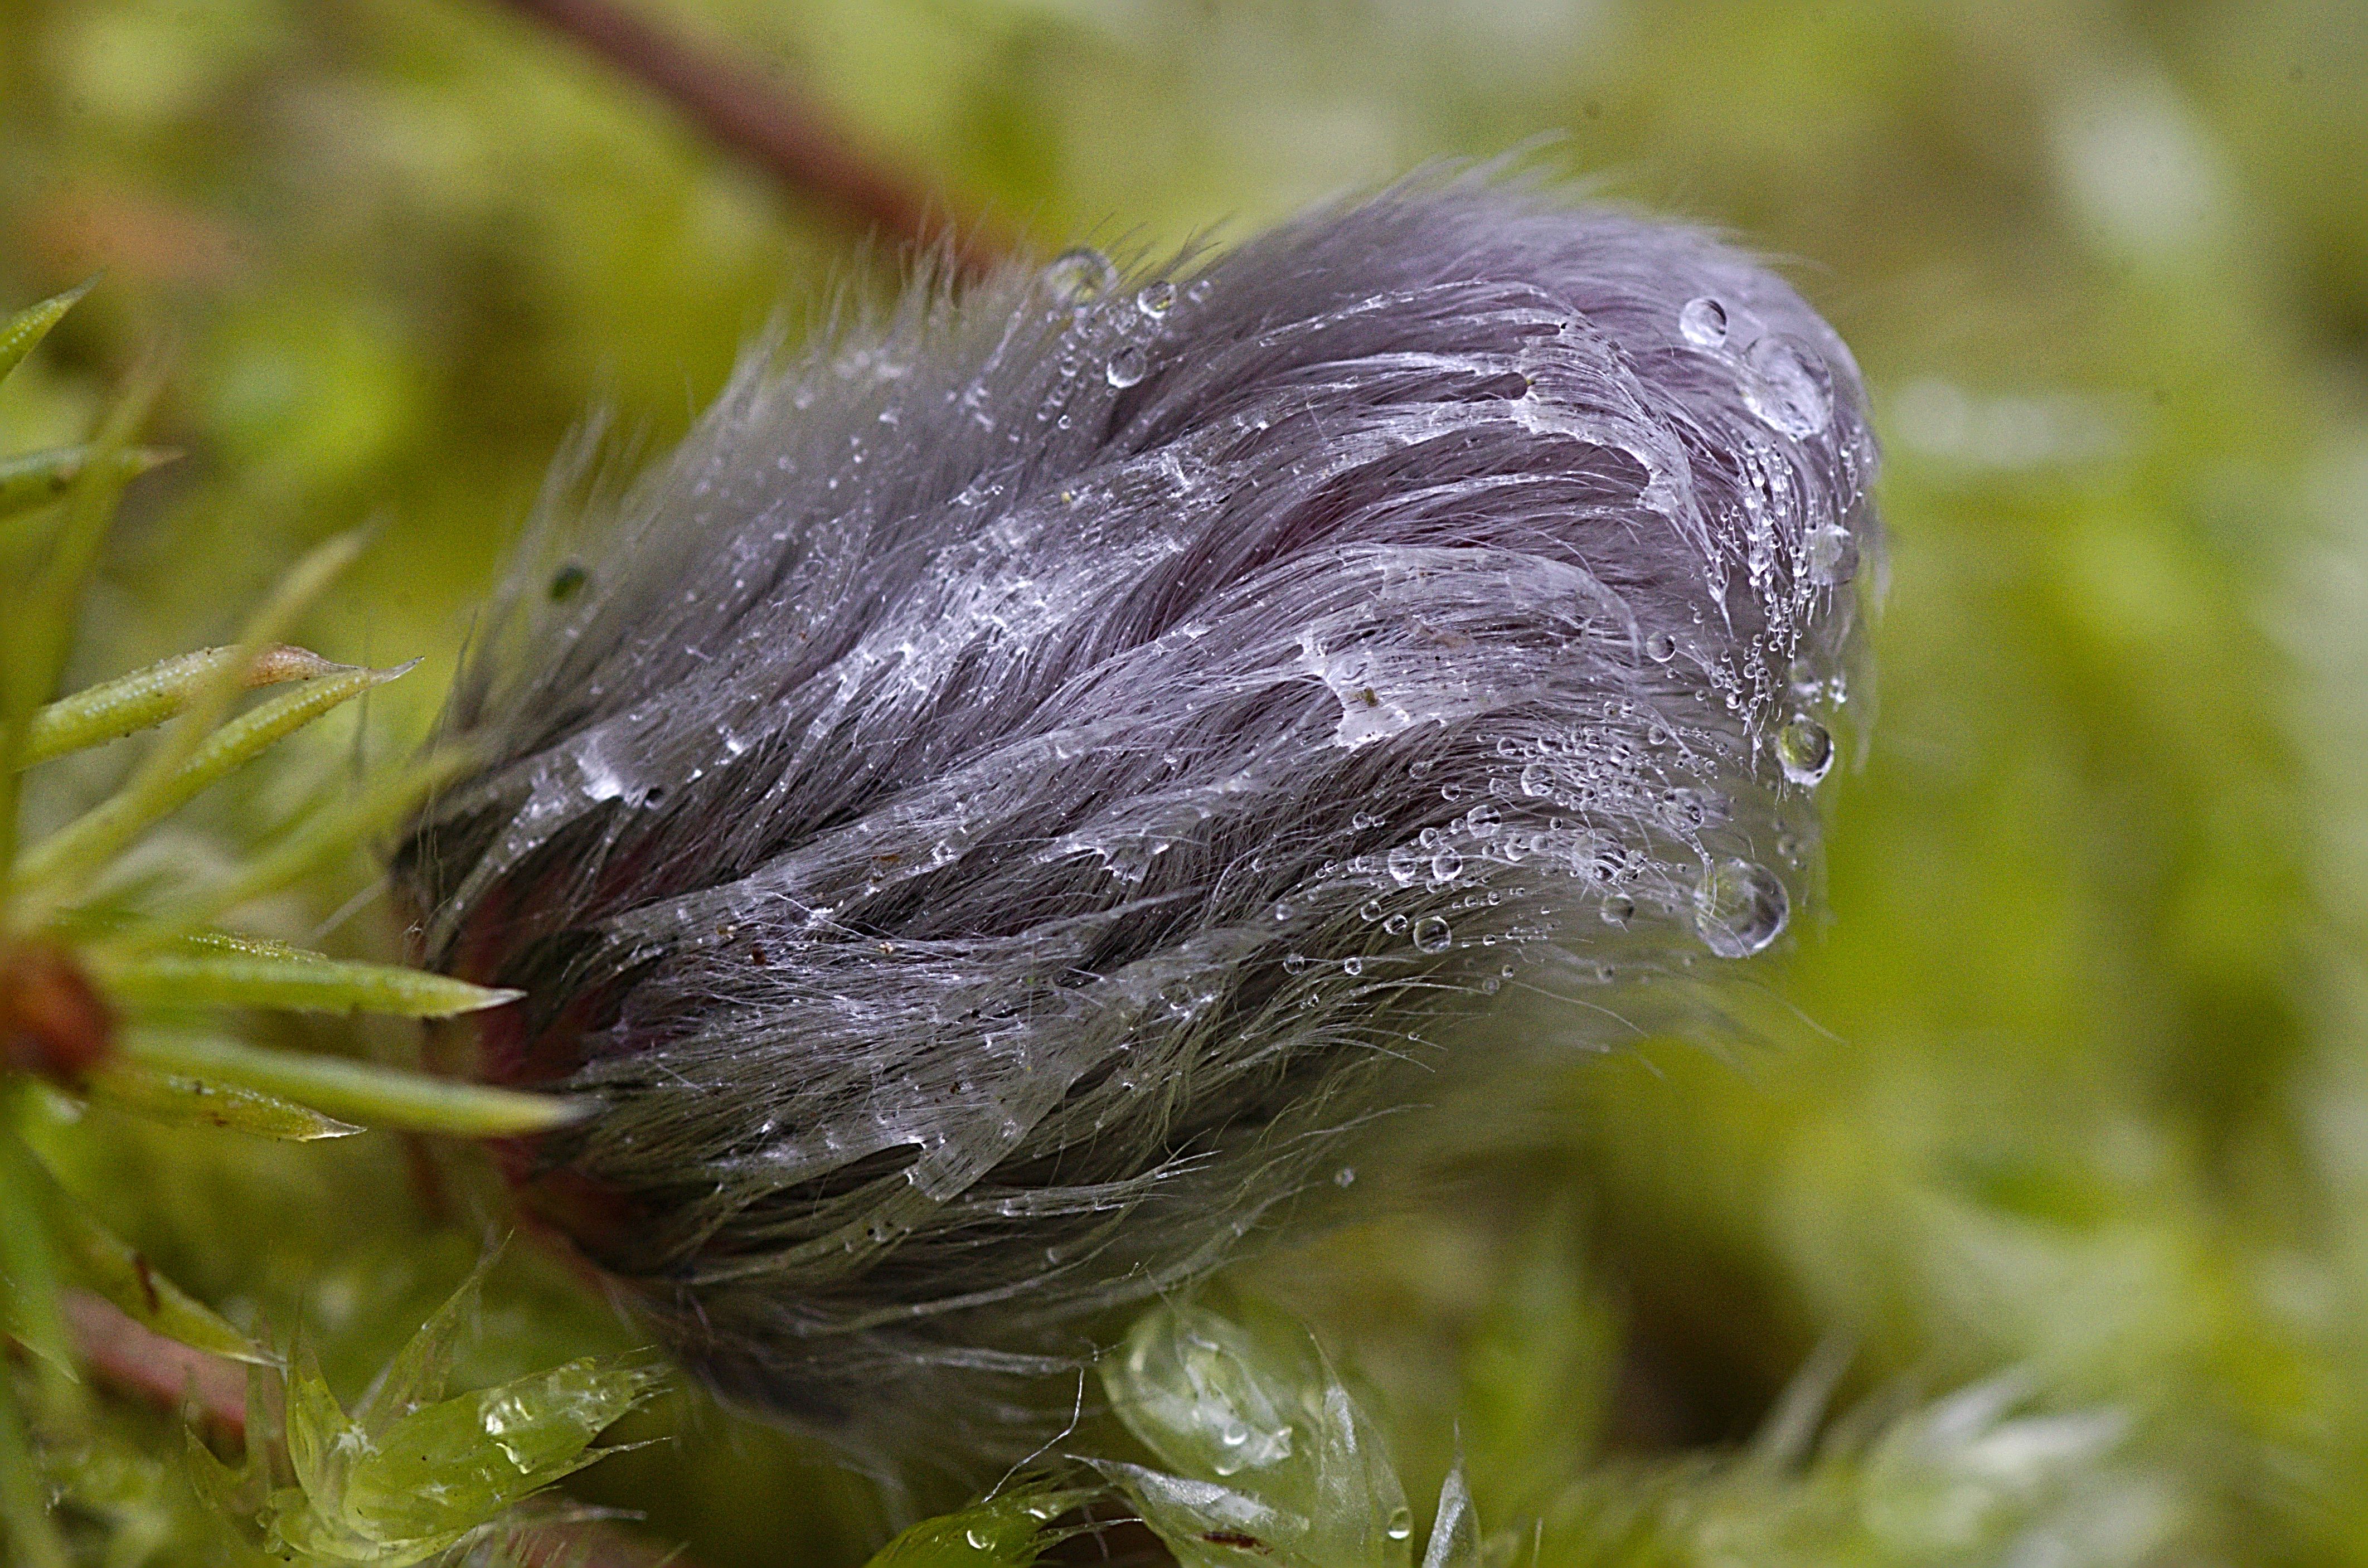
xmin=1105 ymin=1297 xmax=1411 ymax=1568
xmin=0 ymin=277 xmax=94 ymax=386
xmin=14 ymin=663 xmax=401 ymax=915
xmin=280 ymin=1336 xmax=360 ymax=1514
xmin=356 ymin=1255 xmax=493 ymax=1440
xmin=0 ymin=1122 xmax=74 ymax=1387
xmin=1096 ymin=1462 xmax=1314 ymax=1568
xmin=336 ymin=1358 xmax=661 ymax=1542
xmin=20 ymin=644 xmax=346 ymax=768
xmin=0 ymin=444 xmax=177 ymax=521
xmin=92 ymin=936 xmax=518 ymax=1019
xmin=53 ymin=1197 xmax=268 ymax=1364
xmin=1419 ymin=1465 xmax=1478 ymax=1568
xmin=1308 ymin=1380 xmax=1411 ymax=1568
xmin=250 ymin=1261 xmax=656 ymax=1567
xmin=0 ymin=355 xmax=160 ymax=881
xmin=182 ymin=1428 xmax=251 ymax=1521
xmin=185 ymin=1358 xmax=280 ymax=1545
xmin=862 ymin=1483 xmax=1096 ymax=1568
xmin=85 ymin=1059 xmax=364 ymax=1141
xmin=113 ymin=1033 xmax=582 ymax=1139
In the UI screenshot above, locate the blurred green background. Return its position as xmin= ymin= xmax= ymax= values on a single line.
xmin=6 ymin=1 xmax=2368 ymax=1562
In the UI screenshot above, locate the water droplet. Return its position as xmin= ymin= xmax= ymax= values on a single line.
xmin=1431 ymin=846 xmax=1464 ymax=883
xmin=1105 ymin=347 xmax=1148 ymax=387
xmin=1386 ymin=1507 xmax=1415 ymax=1541
xmin=1660 ymin=788 xmax=1709 ymax=832
xmin=1283 ymin=952 xmax=1309 ymax=974
xmin=1359 ymin=899 xmax=1384 ymax=922
xmin=1342 ymin=955 xmax=1365 ymax=977
xmin=966 ymin=1528 xmax=994 ymax=1551
xmin=1645 ymin=631 xmax=1678 ymax=662
xmin=1273 ymin=900 xmax=1294 ymax=921
xmin=1774 ymin=717 xmax=1834 ymax=787
xmin=1041 ymin=246 xmax=1116 ymax=303
xmin=1136 ymin=281 xmax=1176 ymax=318
xmin=1411 ymin=915 xmax=1453 ymax=954
xmin=1692 ymin=860 xmax=1790 ymax=958
xmin=1601 ymin=894 xmax=1634 ymax=926
xmin=1384 ymin=913 xmax=1410 ymax=934
xmin=1387 ymin=845 xmax=1423 ymax=885
xmin=1334 ymin=1166 xmax=1357 ymax=1187
xmin=1465 ymin=803 xmax=1502 ymax=837
xmin=1741 ymin=336 xmax=1834 ymax=438
xmin=1520 ymin=760 xmax=1554 ymax=797
xmin=1806 ymin=521 xmax=1859 ymax=586
xmin=1677 ymin=296 xmax=1729 ymax=347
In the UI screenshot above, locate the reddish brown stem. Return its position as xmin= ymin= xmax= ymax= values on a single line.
xmin=61 ymin=1288 xmax=247 ymax=1438
xmin=489 ymin=0 xmax=1023 ymax=279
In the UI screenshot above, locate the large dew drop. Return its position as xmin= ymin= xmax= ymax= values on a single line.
xmin=1741 ymin=336 xmax=1834 ymax=438
xmin=1105 ymin=347 xmax=1148 ymax=388
xmin=1692 ymin=859 xmax=1790 ymax=957
xmin=1677 ymin=295 xmax=1730 ymax=347
xmin=1774 ymin=716 xmax=1834 ymax=787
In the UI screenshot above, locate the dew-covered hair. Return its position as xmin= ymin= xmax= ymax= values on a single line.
xmin=396 ymin=173 xmax=1878 ymax=1467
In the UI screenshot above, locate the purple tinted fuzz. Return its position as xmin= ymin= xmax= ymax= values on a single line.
xmin=398 ymin=175 xmax=1879 ymax=1461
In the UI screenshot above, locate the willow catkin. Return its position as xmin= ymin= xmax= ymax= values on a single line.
xmin=395 ymin=173 xmax=1879 ymax=1465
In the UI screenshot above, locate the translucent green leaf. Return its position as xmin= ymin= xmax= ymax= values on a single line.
xmin=1095 ymin=1462 xmax=1313 ymax=1568
xmin=0 ymin=444 xmax=177 ymax=521
xmin=250 ymin=1267 xmax=659 ymax=1567
xmin=1103 ymin=1297 xmax=1413 ymax=1568
xmin=84 ymin=531 xmax=371 ymax=857
xmin=354 ymin=1253 xmax=493 ymax=1441
xmin=1419 ymin=1464 xmax=1478 ymax=1568
xmin=182 ymin=1360 xmax=275 ymax=1526
xmin=113 ymin=1032 xmax=583 ymax=1139
xmin=20 ymin=644 xmax=346 ymax=769
xmin=1104 ymin=1293 xmax=1322 ymax=1486
xmin=0 ymin=356 xmax=160 ymax=883
xmin=183 ymin=1423 xmax=258 ymax=1523
xmin=91 ymin=931 xmax=517 ymax=1018
xmin=85 ymin=1059 xmax=363 ymax=1141
xmin=337 ymin=1358 xmax=662 ymax=1540
xmin=862 ymin=1482 xmax=1095 ymax=1568
xmin=0 ymin=278 xmax=94 ymax=387
xmin=13 ymin=661 xmax=404 ymax=919
xmin=0 ymin=1120 xmax=74 ymax=1390
xmin=41 ymin=1167 xmax=269 ymax=1363
xmin=278 ymin=1336 xmax=358 ymax=1527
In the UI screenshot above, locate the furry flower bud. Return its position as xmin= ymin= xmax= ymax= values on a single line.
xmin=397 ymin=175 xmax=1879 ymax=1461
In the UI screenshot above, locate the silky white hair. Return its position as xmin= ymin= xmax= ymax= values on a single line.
xmin=398 ymin=170 xmax=1879 ymax=1467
